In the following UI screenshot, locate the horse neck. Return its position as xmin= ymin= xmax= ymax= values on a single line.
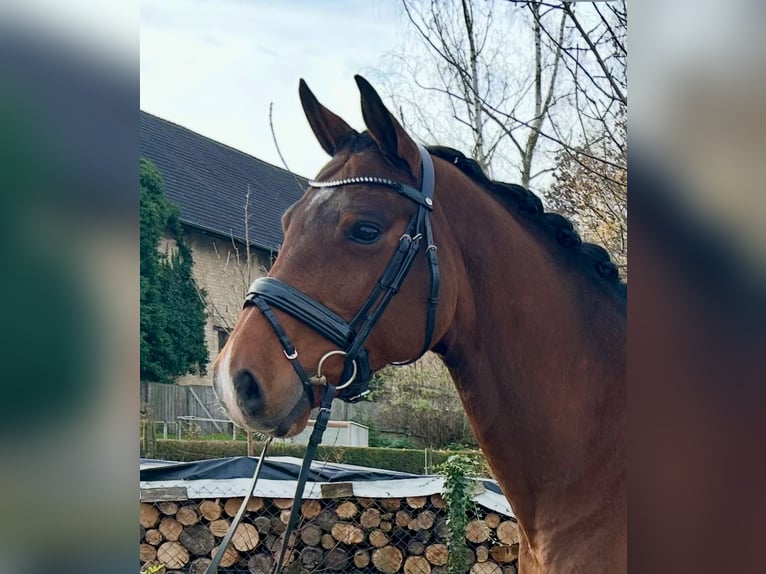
xmin=433 ymin=172 xmax=626 ymax=567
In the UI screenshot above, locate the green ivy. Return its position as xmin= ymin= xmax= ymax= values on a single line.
xmin=438 ymin=454 xmax=480 ymax=574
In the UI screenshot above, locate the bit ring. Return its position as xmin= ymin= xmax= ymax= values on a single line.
xmin=316 ymin=350 xmax=358 ymax=390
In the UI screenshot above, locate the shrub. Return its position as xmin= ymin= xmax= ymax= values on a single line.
xmin=147 ymin=439 xmax=489 ymax=476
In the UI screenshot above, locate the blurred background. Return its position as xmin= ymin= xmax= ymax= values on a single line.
xmin=0 ymin=2 xmax=137 ymax=573
xmin=0 ymin=0 xmax=763 ymax=573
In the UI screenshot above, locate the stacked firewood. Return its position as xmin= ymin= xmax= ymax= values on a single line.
xmin=139 ymin=494 xmax=519 ymax=574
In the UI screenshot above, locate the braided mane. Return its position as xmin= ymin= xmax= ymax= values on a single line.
xmin=427 ymin=145 xmax=627 ymax=301
xmin=344 ymin=133 xmax=625 ymax=300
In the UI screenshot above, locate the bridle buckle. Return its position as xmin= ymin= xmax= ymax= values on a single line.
xmin=309 ymin=374 xmax=327 ymax=386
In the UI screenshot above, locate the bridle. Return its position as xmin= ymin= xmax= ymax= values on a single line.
xmin=206 ymin=145 xmax=439 ymax=574
xmin=244 ymin=144 xmax=440 ymax=406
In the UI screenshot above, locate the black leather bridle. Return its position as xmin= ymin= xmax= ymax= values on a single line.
xmin=244 ymin=144 xmax=440 ymax=406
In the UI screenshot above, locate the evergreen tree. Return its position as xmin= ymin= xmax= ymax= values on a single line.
xmin=140 ymin=158 xmax=208 ymax=383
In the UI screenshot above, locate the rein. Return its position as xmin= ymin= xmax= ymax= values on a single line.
xmin=207 ymin=144 xmax=439 ymax=574
xmin=204 ymin=437 xmax=272 ymax=574
xmin=205 ymin=386 xmax=334 ymax=574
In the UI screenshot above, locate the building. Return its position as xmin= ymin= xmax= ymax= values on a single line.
xmin=139 ymin=112 xmax=368 ymax=443
xmin=140 ymin=111 xmax=308 ymax=387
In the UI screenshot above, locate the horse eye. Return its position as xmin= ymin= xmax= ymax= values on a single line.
xmin=349 ymin=222 xmax=381 ymax=244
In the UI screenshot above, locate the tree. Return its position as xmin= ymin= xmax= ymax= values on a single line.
xmin=140 ymin=158 xmax=209 ymax=383
xmin=358 ymin=354 xmax=478 ymax=450
xmin=522 ymin=0 xmax=627 ymax=277
xmin=193 ymin=184 xmax=276 ymax=336
xmin=545 ymin=111 xmax=627 ymax=279
xmin=503 ymin=1 xmax=627 ymax=172
xmin=376 ymin=0 xmax=567 ymax=186
xmin=383 ymin=0 xmax=627 ymax=269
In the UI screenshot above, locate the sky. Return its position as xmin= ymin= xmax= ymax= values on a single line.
xmin=141 ymin=0 xmax=409 ymax=178
xmin=139 ymin=0 xmax=581 ymax=189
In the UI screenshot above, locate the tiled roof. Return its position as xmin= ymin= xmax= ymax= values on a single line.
xmin=140 ymin=111 xmax=308 ymax=251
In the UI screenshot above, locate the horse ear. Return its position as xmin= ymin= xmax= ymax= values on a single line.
xmin=299 ymin=79 xmax=358 ymax=156
xmin=355 ymin=75 xmax=421 ymax=177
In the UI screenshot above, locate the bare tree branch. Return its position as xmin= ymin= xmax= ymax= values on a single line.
xmin=561 ymin=2 xmax=626 ymax=106
xmin=520 ymin=0 xmax=566 ymax=186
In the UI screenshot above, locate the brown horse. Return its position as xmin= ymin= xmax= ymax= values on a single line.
xmin=213 ymin=76 xmax=626 ymax=574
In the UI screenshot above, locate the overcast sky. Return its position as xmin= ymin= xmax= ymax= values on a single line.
xmin=141 ymin=0 xmax=408 ymax=178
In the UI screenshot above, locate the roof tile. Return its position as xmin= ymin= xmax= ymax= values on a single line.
xmin=140 ymin=111 xmax=308 ymax=251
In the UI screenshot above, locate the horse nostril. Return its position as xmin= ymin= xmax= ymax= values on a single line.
xmin=233 ymin=369 xmax=263 ymax=413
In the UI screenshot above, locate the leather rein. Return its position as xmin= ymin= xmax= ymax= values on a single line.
xmin=206 ymin=145 xmax=439 ymax=574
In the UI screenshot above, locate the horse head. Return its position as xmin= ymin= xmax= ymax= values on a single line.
xmin=213 ymin=76 xmax=459 ymax=437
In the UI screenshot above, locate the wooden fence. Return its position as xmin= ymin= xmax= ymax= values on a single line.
xmin=141 ymin=381 xmax=229 ymax=436
xmin=140 ymin=381 xmax=353 ymax=438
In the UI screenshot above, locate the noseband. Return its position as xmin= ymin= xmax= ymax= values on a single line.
xmin=244 ymin=145 xmax=439 ymax=407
